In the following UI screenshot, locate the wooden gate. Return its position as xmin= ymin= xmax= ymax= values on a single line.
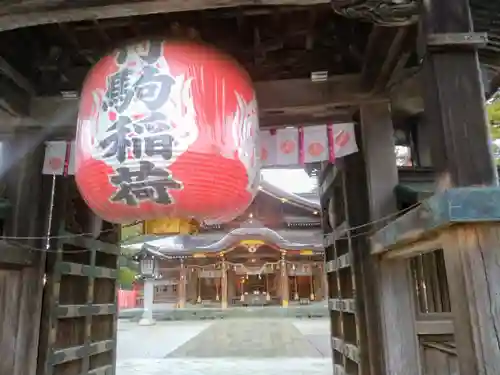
xmin=319 ymin=162 xmax=364 ymax=375
xmin=37 ymin=177 xmax=120 ymax=375
xmin=410 ymin=250 xmax=457 ymax=375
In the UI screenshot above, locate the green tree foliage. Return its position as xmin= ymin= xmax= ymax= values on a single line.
xmin=120 ymin=222 xmax=144 ymax=258
xmin=121 ymin=222 xmax=144 ymax=242
xmin=119 ymin=266 xmax=137 ymax=290
xmin=486 ymin=95 xmax=500 ymax=164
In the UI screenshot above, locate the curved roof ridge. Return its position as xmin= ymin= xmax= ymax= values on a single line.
xmin=143 ymin=226 xmax=323 ymax=254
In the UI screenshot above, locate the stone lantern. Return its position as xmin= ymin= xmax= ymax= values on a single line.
xmin=134 ymin=246 xmax=161 ymax=326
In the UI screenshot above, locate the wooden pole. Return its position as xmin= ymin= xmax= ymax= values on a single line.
xmin=197 ymin=271 xmax=201 ymax=303
xmin=177 ymin=260 xmax=186 ymax=309
xmin=422 ymin=0 xmax=500 ymax=373
xmin=187 ymin=267 xmax=197 ymax=303
xmin=280 ymin=253 xmax=289 ymax=307
xmin=321 ymin=263 xmax=329 ymax=300
xmin=221 ymin=258 xmax=228 ymax=309
xmin=309 ymin=271 xmax=314 ymax=301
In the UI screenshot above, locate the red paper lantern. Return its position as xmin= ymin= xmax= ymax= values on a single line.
xmin=75 ymin=40 xmax=260 ymax=224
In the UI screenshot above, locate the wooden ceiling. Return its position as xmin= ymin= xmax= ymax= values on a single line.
xmin=0 ymin=4 xmax=373 ymax=96
xmin=0 ymin=0 xmax=497 ymax=120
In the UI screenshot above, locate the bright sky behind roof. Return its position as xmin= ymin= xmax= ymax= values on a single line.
xmin=261 ymin=168 xmax=317 ymax=194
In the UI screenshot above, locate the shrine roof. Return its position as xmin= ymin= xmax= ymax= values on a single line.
xmin=124 ymin=227 xmax=323 ymax=256
xmin=259 ymin=180 xmax=320 ymax=213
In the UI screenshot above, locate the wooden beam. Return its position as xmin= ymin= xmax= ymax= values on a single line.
xmin=361 ymin=25 xmax=388 ymax=87
xmin=361 ymin=25 xmax=416 ymax=93
xmin=382 ymin=237 xmax=442 ymax=260
xmin=0 ymin=75 xmax=30 ymax=116
xmin=24 ymin=74 xmax=382 ymax=128
xmin=0 ymin=241 xmax=36 ymax=266
xmin=415 ymin=319 xmax=454 ymax=335
xmin=371 ymin=188 xmax=500 ymax=256
xmin=373 ymin=27 xmax=414 ymax=91
xmin=0 ymin=72 xmax=421 ymax=131
xmin=259 ymin=111 xmax=354 ymax=128
xmin=256 ymin=75 xmax=371 ymax=109
xmin=0 ymin=56 xmax=36 ymax=116
xmin=0 ymin=56 xmax=35 ymax=96
xmin=0 ymin=0 xmax=329 ymax=32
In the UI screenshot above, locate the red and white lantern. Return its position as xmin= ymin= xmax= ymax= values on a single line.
xmin=75 ymin=40 xmax=260 ymax=224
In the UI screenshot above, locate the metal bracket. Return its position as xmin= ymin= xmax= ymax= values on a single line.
xmin=427 ymin=32 xmax=488 ymax=49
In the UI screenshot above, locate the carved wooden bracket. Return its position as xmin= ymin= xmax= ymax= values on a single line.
xmin=331 ymin=0 xmax=420 ymax=26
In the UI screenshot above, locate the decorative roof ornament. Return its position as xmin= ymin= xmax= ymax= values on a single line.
xmin=331 ymin=0 xmax=421 ymax=26
xmin=247 ymin=244 xmax=259 ymax=253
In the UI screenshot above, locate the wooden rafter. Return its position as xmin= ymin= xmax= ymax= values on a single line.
xmin=0 ymin=56 xmax=35 ymax=96
xmin=0 ymin=78 xmax=31 ymax=116
xmin=361 ymin=24 xmax=416 ymax=93
xmin=58 ymin=23 xmax=95 ymax=64
xmin=0 ymin=54 xmax=36 ymax=116
xmin=1 ymin=5 xmax=364 ymax=92
xmin=0 ymin=0 xmax=329 ymax=32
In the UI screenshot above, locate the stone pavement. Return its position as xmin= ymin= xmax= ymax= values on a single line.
xmin=116 ymin=318 xmax=333 ymax=375
xmin=117 ymin=358 xmax=332 ymax=375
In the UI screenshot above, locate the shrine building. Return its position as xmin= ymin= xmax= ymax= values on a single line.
xmin=126 ymin=179 xmax=326 ymax=308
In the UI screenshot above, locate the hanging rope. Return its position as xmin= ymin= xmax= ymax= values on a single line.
xmin=5 ymin=198 xmax=424 ymax=254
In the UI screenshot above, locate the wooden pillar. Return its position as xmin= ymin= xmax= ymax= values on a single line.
xmin=422 ymin=1 xmax=496 ymax=189
xmin=177 ymin=260 xmax=186 ymax=309
xmin=187 ymin=267 xmax=198 ymax=303
xmin=309 ymin=265 xmax=315 ymax=301
xmin=415 ymin=114 xmax=433 ymax=167
xmin=221 ymin=258 xmax=228 ymax=309
xmin=344 ymin=102 xmax=419 ymax=375
xmin=320 ymin=263 xmax=328 ymax=300
xmin=0 ymin=133 xmax=51 ymax=375
xmin=227 ymin=268 xmax=236 ymax=302
xmin=422 ymin=1 xmax=500 ymax=373
xmin=280 ymin=252 xmax=289 ymax=307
